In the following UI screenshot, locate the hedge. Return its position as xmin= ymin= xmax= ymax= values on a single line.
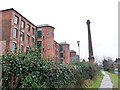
xmin=2 ymin=48 xmax=100 ymax=89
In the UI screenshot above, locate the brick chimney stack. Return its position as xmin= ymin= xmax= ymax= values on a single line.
xmin=86 ymin=20 xmax=94 ymax=63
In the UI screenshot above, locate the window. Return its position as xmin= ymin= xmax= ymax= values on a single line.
xmin=60 ymin=53 xmax=63 ymax=57
xmin=26 ymin=47 xmax=29 ymax=54
xmin=60 ymin=45 xmax=63 ymax=51
xmin=14 ymin=15 xmax=19 ymax=25
xmin=43 ymin=48 xmax=45 ymax=52
xmin=37 ymin=41 xmax=42 ymax=48
xmin=26 ymin=35 xmax=30 ymax=43
xmin=60 ymin=59 xmax=63 ymax=64
xmin=32 ymin=28 xmax=34 ymax=35
xmin=32 ymin=37 xmax=34 ymax=43
xmin=20 ymin=45 xmax=23 ymax=53
xmin=12 ymin=42 xmax=17 ymax=53
xmin=27 ymin=24 xmax=30 ymax=33
xmin=37 ymin=31 xmax=42 ymax=38
xmin=47 ymin=32 xmax=50 ymax=38
xmin=21 ymin=20 xmax=25 ymax=29
xmin=43 ymin=36 xmax=45 ymax=40
xmin=48 ymin=44 xmax=50 ymax=50
xmin=20 ymin=32 xmax=24 ymax=41
xmin=38 ymin=28 xmax=42 ymax=31
xmin=13 ymin=28 xmax=17 ymax=38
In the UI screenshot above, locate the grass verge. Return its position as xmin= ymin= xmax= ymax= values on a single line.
xmin=85 ymin=71 xmax=104 ymax=88
xmin=106 ymin=71 xmax=120 ymax=89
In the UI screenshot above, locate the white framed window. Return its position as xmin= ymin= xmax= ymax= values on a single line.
xmin=20 ymin=31 xmax=24 ymax=41
xmin=26 ymin=47 xmax=29 ymax=54
xmin=12 ymin=42 xmax=17 ymax=53
xmin=26 ymin=35 xmax=30 ymax=43
xmin=32 ymin=28 xmax=34 ymax=35
xmin=27 ymin=24 xmax=30 ymax=33
xmin=13 ymin=28 xmax=17 ymax=38
xmin=21 ymin=20 xmax=25 ymax=29
xmin=20 ymin=44 xmax=23 ymax=53
xmin=14 ymin=15 xmax=19 ymax=25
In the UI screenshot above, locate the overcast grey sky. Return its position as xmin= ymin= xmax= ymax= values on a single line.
xmin=0 ymin=0 xmax=118 ymax=62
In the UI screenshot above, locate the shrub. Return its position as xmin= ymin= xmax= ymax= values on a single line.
xmin=2 ymin=48 xmax=100 ymax=89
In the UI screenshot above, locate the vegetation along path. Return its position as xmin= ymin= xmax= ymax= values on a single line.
xmin=99 ymin=71 xmax=113 ymax=89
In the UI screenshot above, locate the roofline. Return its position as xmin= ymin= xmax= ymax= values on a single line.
xmin=54 ymin=40 xmax=59 ymax=44
xmin=59 ymin=43 xmax=70 ymax=45
xmin=0 ymin=8 xmax=14 ymax=12
xmin=0 ymin=8 xmax=37 ymax=28
xmin=37 ymin=24 xmax=55 ymax=29
xmin=70 ymin=50 xmax=76 ymax=53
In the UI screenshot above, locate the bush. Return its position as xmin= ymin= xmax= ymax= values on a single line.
xmin=2 ymin=48 xmax=100 ymax=89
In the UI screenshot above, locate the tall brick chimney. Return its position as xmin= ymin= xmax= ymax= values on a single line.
xmin=86 ymin=20 xmax=94 ymax=63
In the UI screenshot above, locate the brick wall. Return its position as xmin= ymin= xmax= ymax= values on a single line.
xmin=0 ymin=41 xmax=6 ymax=56
xmin=2 ymin=10 xmax=12 ymax=49
xmin=54 ymin=40 xmax=60 ymax=62
xmin=1 ymin=9 xmax=37 ymax=53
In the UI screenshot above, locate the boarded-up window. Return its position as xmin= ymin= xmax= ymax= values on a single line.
xmin=37 ymin=41 xmax=42 ymax=48
xmin=60 ymin=45 xmax=63 ymax=51
xmin=60 ymin=53 xmax=63 ymax=57
xmin=37 ymin=31 xmax=42 ymax=38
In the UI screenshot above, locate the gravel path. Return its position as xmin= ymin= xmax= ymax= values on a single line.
xmin=99 ymin=71 xmax=113 ymax=90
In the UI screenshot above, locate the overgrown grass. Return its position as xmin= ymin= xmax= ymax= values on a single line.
xmin=85 ymin=71 xmax=104 ymax=88
xmin=106 ymin=71 xmax=120 ymax=89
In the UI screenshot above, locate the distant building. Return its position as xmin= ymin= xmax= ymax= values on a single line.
xmin=70 ymin=50 xmax=76 ymax=57
xmin=59 ymin=42 xmax=70 ymax=64
xmin=70 ymin=50 xmax=79 ymax=62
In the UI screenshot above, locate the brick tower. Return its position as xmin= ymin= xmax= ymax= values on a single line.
xmin=86 ymin=20 xmax=94 ymax=63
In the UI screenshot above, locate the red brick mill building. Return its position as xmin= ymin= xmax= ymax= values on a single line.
xmin=0 ymin=8 xmax=79 ymax=64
